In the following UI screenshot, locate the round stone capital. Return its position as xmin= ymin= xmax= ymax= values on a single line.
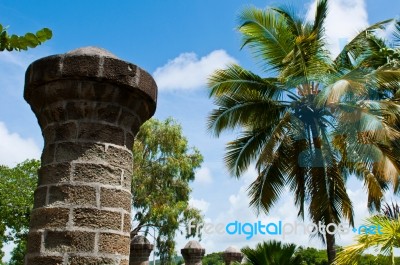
xmin=131 ymin=235 xmax=154 ymax=251
xmin=24 ymin=46 xmax=157 ymax=120
xmin=223 ymin=246 xmax=243 ymax=264
xmin=181 ymin=240 xmax=205 ymax=259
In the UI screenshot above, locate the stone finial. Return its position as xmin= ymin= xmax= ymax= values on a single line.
xmin=181 ymin=241 xmax=205 ymax=265
xmin=130 ymin=235 xmax=154 ymax=265
xmin=223 ymin=246 xmax=243 ymax=264
xmin=24 ymin=47 xmax=157 ymax=265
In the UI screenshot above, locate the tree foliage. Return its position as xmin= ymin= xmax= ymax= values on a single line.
xmin=0 ymin=159 xmax=39 ymax=263
xmin=202 ymin=252 xmax=224 ymax=265
xmin=207 ymin=1 xmax=400 ymax=263
xmin=294 ymin=247 xmax=328 ymax=265
xmin=335 ymin=202 xmax=400 ymax=265
xmin=131 ymin=118 xmax=204 ymax=264
xmin=0 ymin=24 xmax=52 ymax=51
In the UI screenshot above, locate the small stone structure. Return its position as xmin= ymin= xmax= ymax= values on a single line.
xmin=130 ymin=235 xmax=154 ymax=265
xmin=223 ymin=246 xmax=243 ymax=264
xmin=181 ymin=241 xmax=205 ymax=265
xmin=24 ymin=47 xmax=157 ymax=265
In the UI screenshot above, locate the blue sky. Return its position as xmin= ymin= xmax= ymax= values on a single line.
xmin=1 ymin=0 xmax=400 ymax=261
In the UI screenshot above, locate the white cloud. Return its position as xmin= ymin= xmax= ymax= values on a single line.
xmin=0 ymin=121 xmax=41 ymax=167
xmin=153 ymin=50 xmax=237 ymax=91
xmin=189 ymin=198 xmax=210 ymax=214
xmin=307 ymin=0 xmax=369 ymax=57
xmin=194 ymin=166 xmax=213 ymax=184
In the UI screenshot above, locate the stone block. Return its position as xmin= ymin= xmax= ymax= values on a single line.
xmin=123 ymin=214 xmax=131 ymax=233
xmin=100 ymin=188 xmax=131 ymax=211
xmin=44 ymin=230 xmax=95 ymax=252
xmin=55 ymin=142 xmax=105 ymax=163
xmin=38 ymin=163 xmax=71 ymax=185
xmin=73 ymin=163 xmax=121 ymax=186
xmin=105 ymin=145 xmax=132 ymax=171
xmin=48 ymin=185 xmax=96 ymax=207
xmin=73 ymin=208 xmax=121 ymax=230
xmin=33 ymin=186 xmax=48 ymax=208
xmin=25 ymin=256 xmax=63 ymax=265
xmin=99 ymin=233 xmax=130 ymax=255
xmin=26 ymin=232 xmax=42 ymax=253
xmin=43 ymin=122 xmax=78 ymax=143
xmin=78 ymin=123 xmax=125 ymax=145
xmin=68 ymin=256 xmax=116 ymax=265
xmin=30 ymin=207 xmax=69 ymax=229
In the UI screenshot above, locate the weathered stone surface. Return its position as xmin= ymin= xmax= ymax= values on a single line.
xmin=43 ymin=122 xmax=78 ymax=143
xmin=38 ymin=163 xmax=71 ymax=185
xmin=48 ymin=185 xmax=96 ymax=207
xmin=44 ymin=231 xmax=95 ymax=252
xmin=99 ymin=233 xmax=130 ymax=255
xmin=123 ymin=214 xmax=131 ymax=233
xmin=73 ymin=163 xmax=122 ymax=186
xmin=24 ymin=46 xmax=157 ymax=265
xmin=24 ymin=46 xmax=157 ymax=105
xmin=120 ymin=260 xmax=129 ymax=265
xmin=181 ymin=241 xmax=205 ymax=265
xmin=33 ymin=186 xmax=47 ymax=208
xmin=55 ymin=142 xmax=105 ymax=163
xmin=78 ymin=123 xmax=125 ymax=145
xmin=25 ymin=256 xmax=63 ymax=265
xmin=101 ymin=188 xmax=131 ymax=211
xmin=41 ymin=144 xmax=56 ymax=165
xmin=68 ymin=256 xmax=115 ymax=265
xmin=105 ymin=145 xmax=132 ymax=171
xmin=97 ymin=104 xmax=121 ymax=123
xmin=29 ymin=207 xmax=70 ymax=229
xmin=129 ymin=236 xmax=153 ymax=265
xmin=223 ymin=246 xmax=243 ymax=265
xmin=65 ymin=100 xmax=97 ymax=120
xmin=73 ymin=208 xmax=122 ymax=230
xmin=26 ymin=232 xmax=42 ymax=254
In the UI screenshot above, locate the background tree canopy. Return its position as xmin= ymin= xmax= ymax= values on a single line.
xmin=131 ymin=117 xmax=204 ymax=264
xmin=0 ymin=159 xmax=39 ymax=264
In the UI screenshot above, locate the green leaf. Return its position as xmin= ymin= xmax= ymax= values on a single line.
xmin=36 ymin=28 xmax=52 ymax=42
xmin=24 ymin=32 xmax=39 ymax=47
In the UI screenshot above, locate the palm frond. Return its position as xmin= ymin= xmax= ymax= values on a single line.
xmin=208 ymin=64 xmax=282 ymax=98
xmin=392 ymin=20 xmax=400 ymax=48
xmin=312 ymin=0 xmax=328 ymax=38
xmin=225 ymin=129 xmax=270 ymax=177
xmin=336 ymin=215 xmax=400 ymax=265
xmin=335 ymin=19 xmax=394 ymax=69
xmin=248 ymin=134 xmax=291 ymax=214
xmin=238 ymin=6 xmax=294 ymax=71
xmin=207 ymin=92 xmax=287 ymax=136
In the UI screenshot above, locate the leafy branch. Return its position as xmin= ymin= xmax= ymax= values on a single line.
xmin=0 ymin=24 xmax=52 ymax=52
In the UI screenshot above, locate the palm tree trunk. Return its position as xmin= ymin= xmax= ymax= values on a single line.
xmin=391 ymin=244 xmax=394 ymax=265
xmin=326 ymin=232 xmax=336 ymax=264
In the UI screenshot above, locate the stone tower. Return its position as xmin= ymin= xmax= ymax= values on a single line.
xmin=23 ymin=47 xmax=157 ymax=265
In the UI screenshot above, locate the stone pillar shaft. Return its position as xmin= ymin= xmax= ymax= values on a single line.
xmin=24 ymin=47 xmax=157 ymax=265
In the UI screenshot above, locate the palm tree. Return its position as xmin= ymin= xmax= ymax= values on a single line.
xmin=335 ymin=202 xmax=400 ymax=265
xmin=241 ymin=240 xmax=300 ymax=265
xmin=207 ymin=1 xmax=400 ymax=263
